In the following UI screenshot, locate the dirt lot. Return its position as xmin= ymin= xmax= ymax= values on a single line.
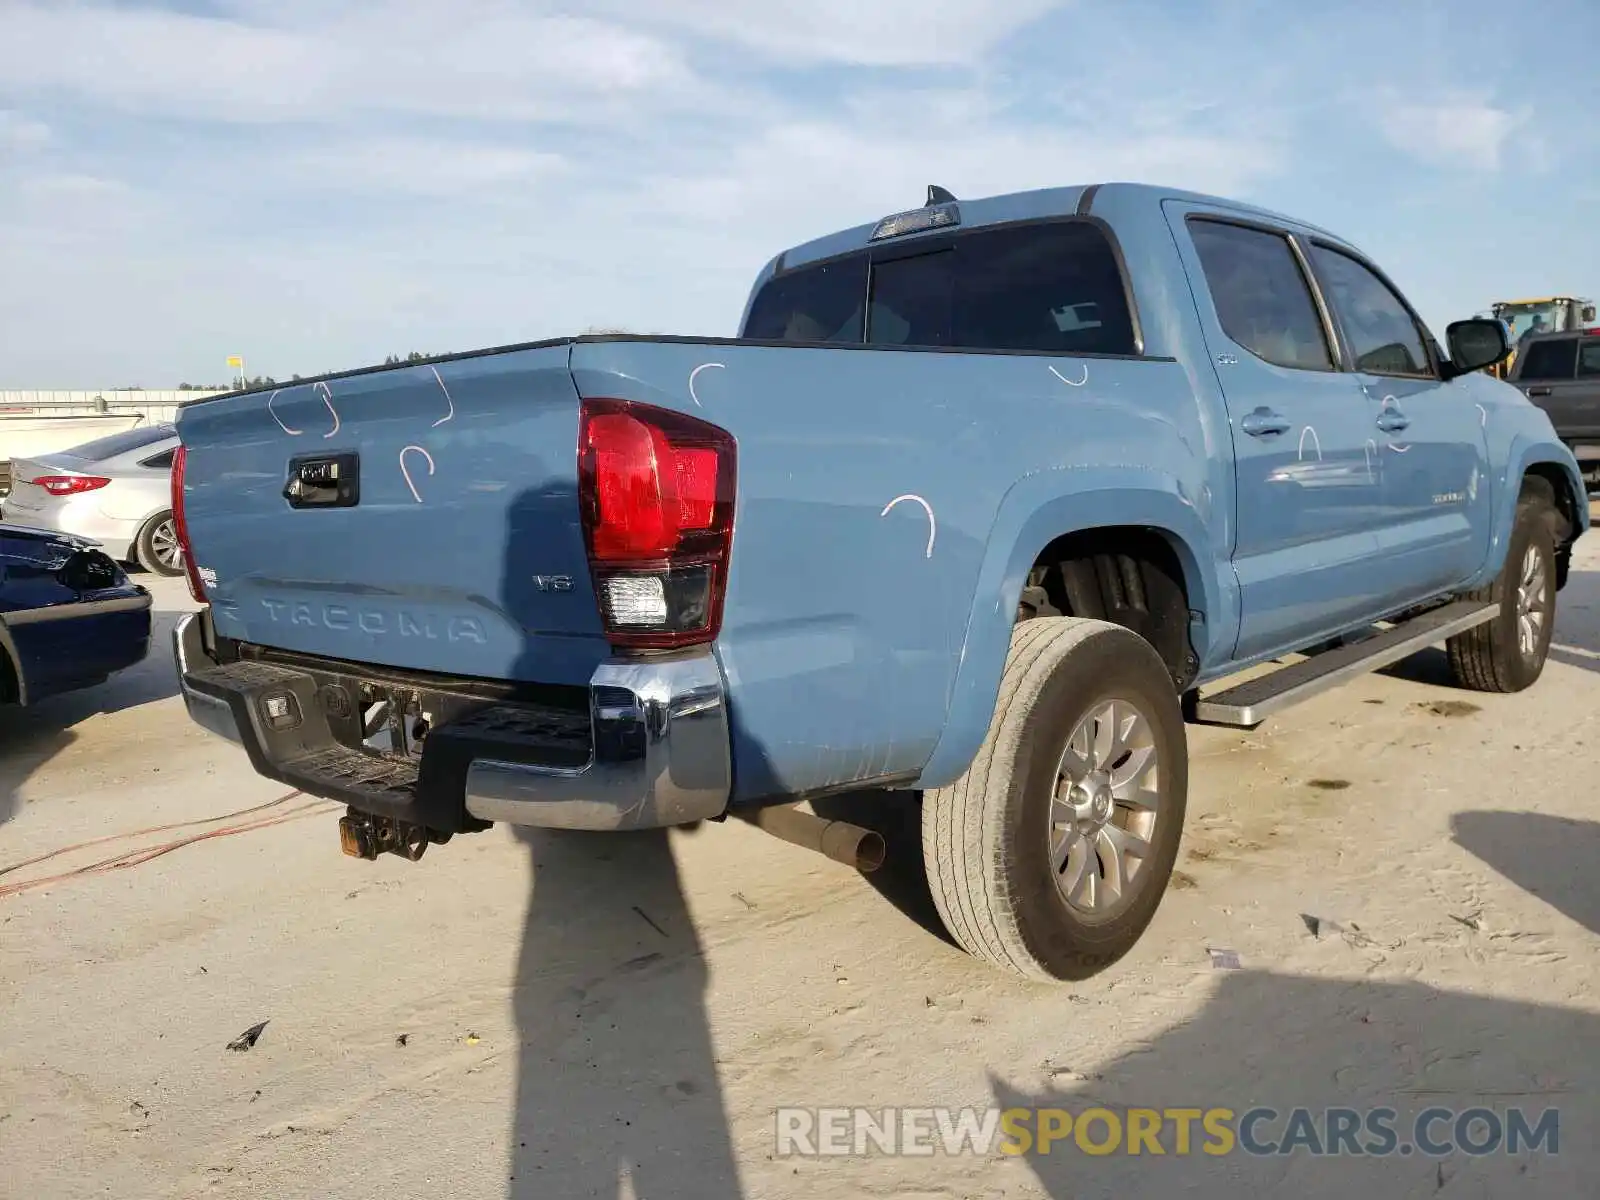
xmin=3 ymin=551 xmax=1598 ymax=1200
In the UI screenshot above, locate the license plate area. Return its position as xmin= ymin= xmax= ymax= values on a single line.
xmin=323 ymin=679 xmax=457 ymax=760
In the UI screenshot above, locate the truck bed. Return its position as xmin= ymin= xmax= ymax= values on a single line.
xmin=174 ymin=333 xmax=1211 ymax=803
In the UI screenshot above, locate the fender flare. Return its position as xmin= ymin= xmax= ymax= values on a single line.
xmin=1482 ymin=437 xmax=1589 ymax=582
xmin=914 ymin=466 xmax=1227 ymax=789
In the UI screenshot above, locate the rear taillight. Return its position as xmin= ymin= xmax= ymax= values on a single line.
xmin=171 ymin=444 xmax=207 ymax=604
xmin=578 ymin=398 xmax=736 ymax=650
xmin=31 ymin=474 xmax=110 ymax=496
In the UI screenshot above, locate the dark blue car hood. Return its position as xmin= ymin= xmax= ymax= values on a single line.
xmin=0 ymin=521 xmax=99 ymax=557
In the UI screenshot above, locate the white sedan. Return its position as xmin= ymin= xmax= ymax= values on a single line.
xmin=1 ymin=424 xmax=184 ymax=576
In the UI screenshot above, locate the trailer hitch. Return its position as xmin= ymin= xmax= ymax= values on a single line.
xmin=338 ymin=808 xmax=451 ymax=862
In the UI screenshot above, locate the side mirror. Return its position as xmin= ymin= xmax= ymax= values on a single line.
xmin=1443 ymin=318 xmax=1510 ymax=379
xmin=1583 ymin=304 xmax=1597 ymax=324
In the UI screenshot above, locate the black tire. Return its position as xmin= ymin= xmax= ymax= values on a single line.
xmin=135 ymin=510 xmax=184 ymax=577
xmin=922 ymin=617 xmax=1188 ymax=982
xmin=1447 ymin=484 xmax=1559 ymax=693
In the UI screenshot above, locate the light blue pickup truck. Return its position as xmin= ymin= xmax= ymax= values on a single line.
xmin=171 ymin=182 xmax=1587 ymax=981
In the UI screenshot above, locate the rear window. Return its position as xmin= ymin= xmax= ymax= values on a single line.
xmin=743 ymin=257 xmax=867 ymax=343
xmin=1519 ymin=338 xmax=1578 ymax=381
xmin=65 ymin=423 xmax=177 ymax=461
xmin=742 ymin=220 xmax=1137 ymax=356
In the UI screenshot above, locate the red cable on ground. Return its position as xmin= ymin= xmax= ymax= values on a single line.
xmin=0 ymin=794 xmax=340 ymax=900
xmin=0 ymin=788 xmax=305 ymax=880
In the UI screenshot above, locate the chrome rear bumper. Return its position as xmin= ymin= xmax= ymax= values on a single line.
xmin=172 ymin=610 xmax=731 ymax=832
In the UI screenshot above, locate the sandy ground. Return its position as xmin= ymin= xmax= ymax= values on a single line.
xmin=2 ymin=547 xmax=1598 ymax=1200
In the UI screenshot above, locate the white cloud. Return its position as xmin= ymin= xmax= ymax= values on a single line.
xmin=276 ymin=137 xmax=570 ymax=198
xmin=0 ymin=80 xmax=1287 ymax=384
xmin=586 ymin=0 xmax=1069 ymax=65
xmin=3 ymin=0 xmax=1575 ymax=387
xmin=0 ymin=2 xmax=706 ymax=125
xmin=634 ymin=104 xmax=1282 ymax=250
xmin=1376 ymin=94 xmax=1524 ymax=172
xmin=0 ymin=109 xmax=50 ymax=152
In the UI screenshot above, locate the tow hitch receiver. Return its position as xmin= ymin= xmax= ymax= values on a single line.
xmin=338 ymin=808 xmax=451 ymax=862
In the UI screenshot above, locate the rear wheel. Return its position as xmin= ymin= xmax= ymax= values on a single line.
xmin=136 ymin=511 xmax=184 ymax=577
xmin=1447 ymin=487 xmax=1558 ymax=693
xmin=922 ymin=618 xmax=1187 ymax=982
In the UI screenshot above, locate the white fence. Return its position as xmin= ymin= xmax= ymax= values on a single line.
xmin=0 ymin=389 xmax=228 ymax=424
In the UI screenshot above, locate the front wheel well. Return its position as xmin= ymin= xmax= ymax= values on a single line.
xmin=1018 ymin=526 xmax=1199 ymax=691
xmin=1521 ymin=466 xmax=1576 ymax=537
xmin=1520 ymin=466 xmax=1581 ymax=590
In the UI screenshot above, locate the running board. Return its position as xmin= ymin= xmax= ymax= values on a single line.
xmin=1189 ymin=600 xmax=1500 ymax=728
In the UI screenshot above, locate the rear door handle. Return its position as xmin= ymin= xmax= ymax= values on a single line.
xmin=1375 ymin=409 xmax=1410 ymax=433
xmin=1240 ymin=407 xmax=1292 ymax=437
xmin=1527 ymin=386 xmax=1553 ymax=398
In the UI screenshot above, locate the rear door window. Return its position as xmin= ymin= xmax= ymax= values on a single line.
xmin=1519 ymin=338 xmax=1579 ymax=381
xmin=866 ymin=222 xmax=1137 ymax=356
xmin=742 ymin=256 xmax=868 ymax=343
xmin=1576 ymin=339 xmax=1600 ymax=378
xmin=1306 ymin=245 xmax=1432 ymax=377
xmin=1186 ymin=220 xmax=1333 ymax=371
xmin=140 ymin=448 xmax=176 ymax=469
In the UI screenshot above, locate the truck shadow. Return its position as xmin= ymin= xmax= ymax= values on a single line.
xmin=1451 ymin=811 xmax=1600 ymax=937
xmin=808 ymin=788 xmax=955 ymax=948
xmin=499 ymin=484 xmax=743 ymax=1199
xmin=506 ymin=826 xmax=743 ymax=1199
xmin=990 ymin=971 xmax=1595 ymax=1197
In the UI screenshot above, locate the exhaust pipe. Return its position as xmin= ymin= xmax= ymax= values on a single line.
xmin=737 ymin=803 xmax=886 ymax=873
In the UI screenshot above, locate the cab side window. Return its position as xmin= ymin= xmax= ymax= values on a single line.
xmin=1308 ymin=246 xmax=1432 ymax=377
xmin=1187 ymin=219 xmax=1333 ymax=372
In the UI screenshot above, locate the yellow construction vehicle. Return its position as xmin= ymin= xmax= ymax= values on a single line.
xmin=1481 ymin=296 xmax=1597 ymax=378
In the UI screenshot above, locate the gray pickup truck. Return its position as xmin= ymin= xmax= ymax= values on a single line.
xmin=1509 ymin=329 xmax=1600 ymax=487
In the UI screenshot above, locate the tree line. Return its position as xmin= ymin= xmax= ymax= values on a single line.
xmin=176 ymin=352 xmax=436 ymax=391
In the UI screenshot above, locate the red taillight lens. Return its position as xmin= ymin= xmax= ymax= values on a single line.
xmin=170 ymin=444 xmax=207 ymax=604
xmin=31 ymin=474 xmax=111 ymax=496
xmin=578 ymin=399 xmax=736 ymax=650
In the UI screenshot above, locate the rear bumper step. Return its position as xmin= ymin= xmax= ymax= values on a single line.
xmin=173 ymin=611 xmax=732 ymax=832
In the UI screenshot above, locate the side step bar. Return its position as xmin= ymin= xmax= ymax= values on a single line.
xmin=1189 ymin=600 xmax=1500 ymax=728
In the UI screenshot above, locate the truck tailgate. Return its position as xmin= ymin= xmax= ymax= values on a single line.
xmin=175 ymin=345 xmax=608 ymax=686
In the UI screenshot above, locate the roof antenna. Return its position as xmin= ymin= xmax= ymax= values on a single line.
xmin=926 ymin=184 xmax=957 ymax=206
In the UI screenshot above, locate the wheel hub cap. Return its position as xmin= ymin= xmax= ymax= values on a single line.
xmin=1069 ymin=776 xmax=1115 ymax=828
xmin=1516 ymin=544 xmax=1547 ymax=660
xmin=1048 ymin=698 xmax=1164 ymax=919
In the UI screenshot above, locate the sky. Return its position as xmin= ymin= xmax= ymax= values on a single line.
xmin=1 ymin=0 xmax=1597 ymax=388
